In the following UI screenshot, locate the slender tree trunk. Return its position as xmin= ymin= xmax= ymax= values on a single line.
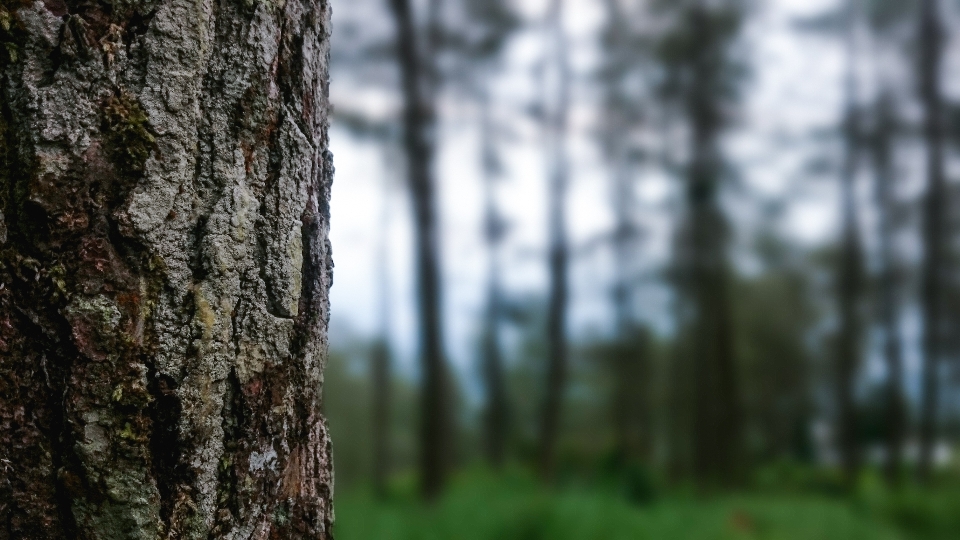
xmin=917 ymin=0 xmax=946 ymax=482
xmin=666 ymin=315 xmax=695 ymax=480
xmin=688 ymin=159 xmax=740 ymax=485
xmin=388 ymin=0 xmax=449 ymax=500
xmin=684 ymin=6 xmax=742 ymax=486
xmin=0 ymin=0 xmax=335 ymax=537
xmin=610 ymin=334 xmax=649 ymax=464
xmin=371 ymin=337 xmax=391 ymax=498
xmin=537 ymin=0 xmax=571 ymax=481
xmin=611 ymin=159 xmax=631 ymax=461
xmin=602 ymin=0 xmax=633 ymax=345
xmin=598 ymin=0 xmax=651 ymax=466
xmin=870 ymin=92 xmax=906 ymax=486
xmin=835 ymin=5 xmax=864 ymax=486
xmin=372 ymin=185 xmax=393 ymax=497
xmin=609 ymin=160 xmax=650 ymax=463
xmin=612 ymin=161 xmax=633 ymax=339
xmin=480 ymin=93 xmax=507 ymax=468
xmin=836 ymin=150 xmax=864 ymax=487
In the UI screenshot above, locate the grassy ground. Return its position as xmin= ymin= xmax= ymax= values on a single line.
xmin=333 ymin=469 xmax=960 ymax=540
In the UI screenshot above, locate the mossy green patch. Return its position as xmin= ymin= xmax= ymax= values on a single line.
xmin=0 ymin=6 xmax=27 ymax=64
xmin=273 ymin=502 xmax=291 ymax=526
xmin=102 ymin=90 xmax=157 ymax=177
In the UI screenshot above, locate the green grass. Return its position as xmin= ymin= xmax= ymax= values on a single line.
xmin=333 ymin=470 xmax=940 ymax=540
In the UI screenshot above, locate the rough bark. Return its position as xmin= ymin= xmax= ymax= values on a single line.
xmin=537 ymin=0 xmax=570 ymax=481
xmin=387 ymin=0 xmax=449 ymax=500
xmin=0 ymin=0 xmax=335 ymax=536
xmin=917 ymin=0 xmax=946 ymax=482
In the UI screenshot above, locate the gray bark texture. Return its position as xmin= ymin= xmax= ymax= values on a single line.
xmin=0 ymin=0 xmax=335 ymax=537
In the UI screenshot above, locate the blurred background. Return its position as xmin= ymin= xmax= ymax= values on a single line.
xmin=326 ymin=0 xmax=960 ymax=537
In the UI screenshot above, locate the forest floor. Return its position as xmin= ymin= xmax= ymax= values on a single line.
xmin=333 ymin=467 xmax=960 ymax=539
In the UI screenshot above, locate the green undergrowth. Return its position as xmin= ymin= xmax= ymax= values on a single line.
xmin=334 ymin=467 xmax=960 ymax=540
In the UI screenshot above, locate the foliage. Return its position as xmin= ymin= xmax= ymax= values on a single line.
xmin=735 ymin=238 xmax=819 ymax=463
xmin=324 ymin=346 xmax=420 ymax=490
xmin=332 ymin=469 xmax=938 ymax=540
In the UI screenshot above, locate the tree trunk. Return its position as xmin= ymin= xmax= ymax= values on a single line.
xmin=611 ymin=161 xmax=633 ymax=340
xmin=834 ymin=4 xmax=865 ymax=486
xmin=836 ymin=131 xmax=864 ymax=486
xmin=537 ymin=0 xmax=570 ymax=481
xmin=370 ymin=338 xmax=391 ymax=498
xmin=869 ymin=92 xmax=905 ymax=486
xmin=688 ymin=168 xmax=740 ymax=486
xmin=480 ymin=93 xmax=507 ymax=469
xmin=610 ymin=330 xmax=650 ymax=464
xmin=371 ymin=173 xmax=393 ymax=498
xmin=610 ymin=152 xmax=654 ymax=465
xmin=610 ymin=159 xmax=649 ymax=464
xmin=599 ymin=0 xmax=649 ymax=466
xmin=388 ymin=0 xmax=449 ymax=500
xmin=683 ymin=6 xmax=742 ymax=486
xmin=0 ymin=0 xmax=335 ymax=537
xmin=917 ymin=0 xmax=946 ymax=483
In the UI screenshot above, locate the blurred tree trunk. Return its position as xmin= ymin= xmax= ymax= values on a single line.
xmin=687 ymin=168 xmax=740 ymax=486
xmin=603 ymin=2 xmax=634 ymax=344
xmin=835 ymin=5 xmax=865 ymax=486
xmin=538 ymin=0 xmax=571 ymax=481
xmin=480 ymin=94 xmax=508 ymax=468
xmin=683 ymin=6 xmax=742 ymax=486
xmin=869 ymin=92 xmax=906 ymax=486
xmin=917 ymin=0 xmax=946 ymax=483
xmin=611 ymin=164 xmax=649 ymax=463
xmin=612 ymin=168 xmax=633 ymax=337
xmin=666 ymin=322 xmax=695 ymax=480
xmin=611 ymin=329 xmax=650 ymax=464
xmin=836 ymin=145 xmax=864 ymax=487
xmin=0 ymin=0 xmax=335 ymax=537
xmin=388 ymin=0 xmax=449 ymax=499
xmin=372 ymin=188 xmax=393 ymax=497
xmin=599 ymin=0 xmax=649 ymax=466
xmin=371 ymin=338 xmax=391 ymax=497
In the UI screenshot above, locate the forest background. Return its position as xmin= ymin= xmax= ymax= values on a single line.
xmin=326 ymin=0 xmax=960 ymax=537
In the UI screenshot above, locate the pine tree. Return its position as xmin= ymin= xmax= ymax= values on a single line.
xmin=537 ymin=0 xmax=573 ymax=481
xmin=657 ymin=0 xmax=746 ymax=486
xmin=388 ymin=0 xmax=451 ymax=500
xmin=917 ymin=0 xmax=947 ymax=482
